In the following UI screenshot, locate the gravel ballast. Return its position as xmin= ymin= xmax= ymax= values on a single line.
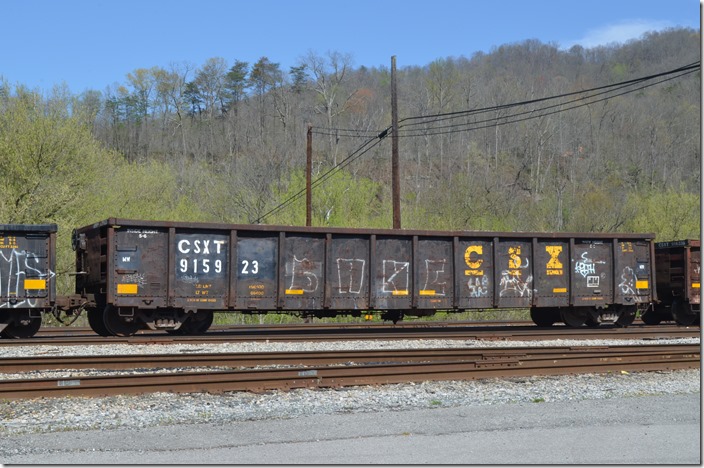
xmin=0 ymin=337 xmax=699 ymax=436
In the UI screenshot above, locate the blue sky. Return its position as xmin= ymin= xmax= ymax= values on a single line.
xmin=1 ymin=0 xmax=699 ymax=94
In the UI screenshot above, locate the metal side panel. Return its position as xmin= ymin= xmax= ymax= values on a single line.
xmin=281 ymin=233 xmax=325 ymax=310
xmin=326 ymin=234 xmax=370 ymax=310
xmin=414 ymin=237 xmax=454 ymax=310
xmin=0 ymin=226 xmax=55 ymax=309
xmin=111 ymin=226 xmax=168 ymax=308
xmin=172 ymin=229 xmax=230 ymax=310
xmin=613 ymin=240 xmax=652 ymax=306
xmin=570 ymin=240 xmax=612 ymax=307
xmin=455 ymin=238 xmax=494 ymax=309
xmin=688 ymin=247 xmax=700 ymax=305
xmin=372 ymin=236 xmax=412 ymax=310
xmin=234 ymin=233 xmax=279 ymax=310
xmin=533 ymin=239 xmax=570 ymax=308
xmin=495 ymin=239 xmax=533 ymax=308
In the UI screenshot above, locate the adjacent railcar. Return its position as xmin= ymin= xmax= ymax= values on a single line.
xmin=0 ymin=224 xmax=58 ymax=338
xmin=72 ymin=218 xmax=656 ymax=336
xmin=645 ymin=239 xmax=700 ymax=326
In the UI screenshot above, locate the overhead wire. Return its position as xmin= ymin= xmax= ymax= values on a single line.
xmin=250 ymin=129 xmax=390 ymax=224
xmin=399 ymin=66 xmax=699 ymax=137
xmin=307 ymin=61 xmax=699 ymax=139
xmin=252 ymin=61 xmax=699 ymax=223
xmin=399 ymin=61 xmax=700 ymax=128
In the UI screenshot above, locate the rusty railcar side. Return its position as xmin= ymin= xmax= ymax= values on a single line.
xmin=0 ymin=224 xmax=57 ymax=338
xmin=72 ymin=218 xmax=656 ymax=336
xmin=649 ymin=239 xmax=701 ymax=326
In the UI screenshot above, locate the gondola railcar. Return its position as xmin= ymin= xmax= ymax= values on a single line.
xmin=643 ymin=239 xmax=701 ymax=326
xmin=70 ymin=218 xmax=657 ymax=337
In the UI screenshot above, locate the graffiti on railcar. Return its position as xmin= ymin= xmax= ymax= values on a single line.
xmin=464 ymin=244 xmax=490 ymax=297
xmin=382 ymin=259 xmax=410 ymax=295
xmin=500 ymin=245 xmax=533 ymax=298
xmin=618 ymin=265 xmax=650 ymax=302
xmin=0 ymin=247 xmax=53 ymax=308
xmin=618 ymin=266 xmax=639 ymax=295
xmin=287 ymin=255 xmax=321 ymax=293
xmin=421 ymin=259 xmax=448 ymax=296
xmin=574 ymin=251 xmax=606 ymax=289
xmin=336 ymin=258 xmax=366 ymax=294
xmin=468 ymin=275 xmax=490 ymax=297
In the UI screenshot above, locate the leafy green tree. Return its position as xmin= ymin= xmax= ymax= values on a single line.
xmin=224 ymin=60 xmax=249 ymax=114
xmin=249 ymin=57 xmax=283 ymax=139
xmin=194 ymin=57 xmax=228 ymax=118
xmin=625 ymin=187 xmax=700 ymax=241
xmin=268 ymin=168 xmax=386 ymax=227
xmin=0 ymin=88 xmax=111 ymax=224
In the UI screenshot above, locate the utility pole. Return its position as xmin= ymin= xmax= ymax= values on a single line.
xmin=306 ymin=123 xmax=312 ymax=227
xmin=391 ymin=56 xmax=401 ymax=229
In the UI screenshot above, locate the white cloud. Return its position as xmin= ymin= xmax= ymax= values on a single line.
xmin=562 ymin=19 xmax=675 ymax=49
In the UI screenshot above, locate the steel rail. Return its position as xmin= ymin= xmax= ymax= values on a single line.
xmin=1 ymin=324 xmax=699 ymax=347
xmin=33 ymin=321 xmax=536 ymax=336
xmin=0 ymin=344 xmax=699 ymax=399
xmin=0 ymin=344 xmax=696 ymax=372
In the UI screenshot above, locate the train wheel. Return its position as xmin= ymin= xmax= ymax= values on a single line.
xmin=561 ymin=307 xmax=587 ymax=327
xmin=381 ymin=310 xmax=403 ymax=324
xmin=640 ymin=308 xmax=662 ymax=325
xmin=615 ymin=305 xmax=637 ymax=327
xmin=0 ymin=312 xmax=42 ymax=339
xmin=582 ymin=307 xmax=603 ymax=327
xmin=103 ymin=306 xmax=141 ymax=337
xmin=188 ymin=311 xmax=214 ymax=334
xmin=530 ymin=308 xmax=558 ymax=327
xmin=88 ymin=307 xmax=111 ymax=337
xmin=671 ymin=300 xmax=699 ymax=326
xmin=175 ymin=311 xmax=215 ymax=335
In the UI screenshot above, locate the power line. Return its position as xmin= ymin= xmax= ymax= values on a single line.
xmin=250 ymin=130 xmax=389 ymax=224
xmin=399 ymin=66 xmax=699 ymax=137
xmin=399 ymin=61 xmax=700 ymax=127
xmin=252 ymin=61 xmax=699 ymax=223
xmin=306 ymin=61 xmax=699 ymax=139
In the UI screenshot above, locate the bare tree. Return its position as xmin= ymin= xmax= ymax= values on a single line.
xmin=301 ymin=50 xmax=358 ymax=165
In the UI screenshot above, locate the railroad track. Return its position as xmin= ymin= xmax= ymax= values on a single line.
xmin=1 ymin=344 xmax=698 ymax=399
xmin=1 ymin=323 xmax=699 ymax=346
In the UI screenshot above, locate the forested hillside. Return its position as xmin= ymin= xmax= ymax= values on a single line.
xmin=1 ymin=27 xmax=700 ymax=251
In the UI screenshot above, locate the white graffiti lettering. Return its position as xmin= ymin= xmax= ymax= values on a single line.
xmin=499 ymin=271 xmax=533 ymax=298
xmin=336 ymin=258 xmax=365 ymax=294
xmin=289 ymin=256 xmax=319 ymax=293
xmin=467 ymin=275 xmax=489 ymax=297
xmin=422 ymin=259 xmax=447 ymax=296
xmin=618 ymin=266 xmax=638 ymax=295
xmin=0 ymin=249 xmax=55 ymax=309
xmin=575 ymin=252 xmax=596 ymax=277
xmin=382 ymin=260 xmax=409 ymax=293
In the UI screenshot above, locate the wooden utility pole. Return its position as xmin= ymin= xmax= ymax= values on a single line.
xmin=391 ymin=56 xmax=401 ymax=229
xmin=306 ymin=124 xmax=312 ymax=226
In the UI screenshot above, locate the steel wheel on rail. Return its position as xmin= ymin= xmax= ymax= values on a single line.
xmin=87 ymin=306 xmax=111 ymax=337
xmin=0 ymin=311 xmax=42 ymax=338
xmin=167 ymin=311 xmax=214 ymax=335
xmin=614 ymin=305 xmax=637 ymax=327
xmin=671 ymin=300 xmax=699 ymax=326
xmin=185 ymin=310 xmax=214 ymax=334
xmin=640 ymin=308 xmax=662 ymax=325
xmin=103 ymin=305 xmax=141 ymax=337
xmin=584 ymin=307 xmax=602 ymax=327
xmin=561 ymin=307 xmax=587 ymax=327
xmin=530 ymin=307 xmax=559 ymax=327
